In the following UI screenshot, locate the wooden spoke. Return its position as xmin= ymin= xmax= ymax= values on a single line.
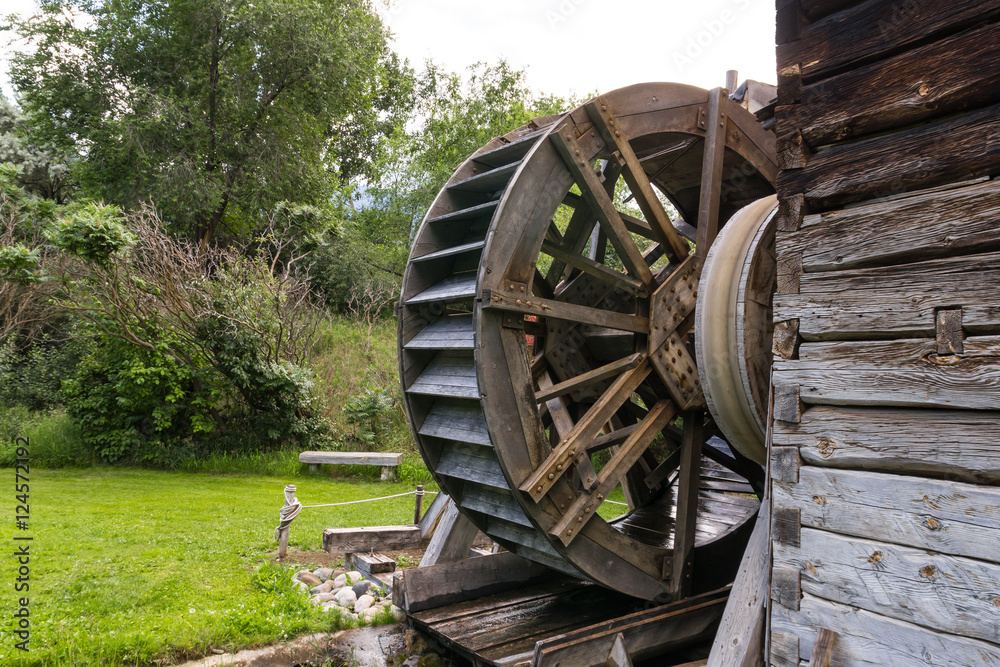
xmin=541 ymin=241 xmax=646 ymax=296
xmin=534 ymin=353 xmax=645 ymax=404
xmin=586 ymin=98 xmax=691 ymax=262
xmin=482 ymin=287 xmax=650 ymax=334
xmin=550 ymin=130 xmax=654 ymax=286
xmin=550 ymin=400 xmax=677 ymax=546
xmin=586 ymin=423 xmax=640 ymax=453
xmin=546 ymin=161 xmax=623 ymax=286
xmin=521 ymin=360 xmax=652 ymax=502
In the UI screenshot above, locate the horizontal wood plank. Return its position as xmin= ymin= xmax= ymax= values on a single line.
xmin=775 ymin=467 xmax=1000 ymax=562
xmin=776 ymin=102 xmax=1000 ymax=211
xmin=774 ymin=336 xmax=1000 ymax=410
xmin=777 ymin=0 xmax=1000 ymax=82
xmin=396 ymin=551 xmax=552 ymax=613
xmin=299 ymin=451 xmax=403 ymax=466
xmin=323 ymin=525 xmax=424 ymax=552
xmin=773 ymin=405 xmax=1000 ymax=485
xmin=772 ymin=593 xmax=1000 ymax=666
xmin=779 ymin=22 xmax=1000 ymax=146
xmin=774 ymin=528 xmax=1000 ymax=643
xmin=780 ymin=179 xmax=1000 ymax=273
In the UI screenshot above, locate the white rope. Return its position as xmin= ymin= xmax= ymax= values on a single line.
xmin=300 ymin=489 xmax=438 ymax=509
xmin=603 ymin=499 xmax=629 ymax=507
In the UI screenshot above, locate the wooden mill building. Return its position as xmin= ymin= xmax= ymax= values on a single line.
xmin=768 ymin=0 xmax=1000 ymax=663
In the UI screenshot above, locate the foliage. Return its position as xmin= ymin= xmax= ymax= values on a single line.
xmin=46 ymin=201 xmax=133 ymax=264
xmin=0 ymin=334 xmax=87 ymax=410
xmin=42 ymin=205 xmax=331 ymax=463
xmin=8 ymin=0 xmax=414 ymax=246
xmin=0 ymin=164 xmax=70 ymax=347
xmin=332 ymin=60 xmax=581 ymax=295
xmin=0 ymin=96 xmax=74 ymax=203
xmin=343 ymin=387 xmax=396 ymax=449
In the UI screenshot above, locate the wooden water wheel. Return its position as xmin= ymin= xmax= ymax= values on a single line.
xmin=399 ymin=83 xmax=778 ymax=601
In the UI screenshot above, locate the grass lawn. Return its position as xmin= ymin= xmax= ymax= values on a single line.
xmin=0 ymin=468 xmax=435 ymax=666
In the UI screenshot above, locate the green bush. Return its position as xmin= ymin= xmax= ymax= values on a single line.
xmin=0 ymin=335 xmax=89 ymax=410
xmin=62 ymin=334 xmax=217 ymax=465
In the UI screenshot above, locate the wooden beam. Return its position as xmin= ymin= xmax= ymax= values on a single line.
xmin=774 ymin=466 xmax=1000 ymax=563
xmin=419 ymin=498 xmax=480 ymax=566
xmin=393 ymin=551 xmax=551 ymax=613
xmin=707 ymin=498 xmax=770 ymax=667
xmin=550 ymin=130 xmax=654 ymax=285
xmin=774 ymin=405 xmax=1000 ymax=485
xmin=547 ymin=161 xmax=623 ymax=285
xmin=587 ymin=423 xmax=640 ymax=453
xmin=323 ymin=525 xmax=425 ymax=553
xmin=669 ymin=413 xmax=704 ymax=597
xmin=695 ymin=88 xmax=728 ymax=256
xmin=541 ymin=241 xmax=646 ymax=296
xmin=521 ymin=361 xmax=652 ymax=502
xmin=549 ymin=401 xmax=676 ymax=545
xmin=807 ymin=629 xmax=837 ymax=667
xmin=585 ymin=97 xmax=690 ymax=261
xmin=776 ymin=529 xmax=1000 ymax=645
xmin=773 ymin=594 xmax=1000 ymax=666
xmin=482 ymin=288 xmax=650 ymax=334
xmin=532 ymin=588 xmax=730 ymax=667
xmin=535 ymin=353 xmax=644 ymax=404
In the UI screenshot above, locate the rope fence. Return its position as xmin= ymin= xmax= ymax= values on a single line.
xmin=274 ymin=483 xmax=630 ymax=558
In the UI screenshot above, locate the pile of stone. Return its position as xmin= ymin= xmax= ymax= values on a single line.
xmin=293 ymin=568 xmax=406 ymax=625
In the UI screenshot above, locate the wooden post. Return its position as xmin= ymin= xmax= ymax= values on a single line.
xmin=726 ymin=69 xmax=739 ymax=93
xmin=277 ymin=526 xmax=291 ymax=559
xmin=414 ymin=484 xmax=424 ymax=524
xmin=275 ymin=484 xmax=301 ymax=560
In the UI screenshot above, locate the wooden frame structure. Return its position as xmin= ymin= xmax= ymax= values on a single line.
xmin=398 ymin=82 xmax=779 ymax=604
xmin=768 ymin=1 xmax=1000 ymax=663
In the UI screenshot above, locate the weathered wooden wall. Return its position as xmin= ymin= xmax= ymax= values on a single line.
xmin=770 ymin=1 xmax=1000 ymax=664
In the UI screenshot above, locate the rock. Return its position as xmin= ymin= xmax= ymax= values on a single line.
xmin=319 ymin=580 xmax=335 ymax=593
xmin=316 ymin=591 xmax=339 ymax=602
xmin=391 ymin=604 xmax=406 ymax=622
xmin=400 ymin=658 xmax=421 ymax=667
xmin=296 ymin=582 xmax=310 ymax=595
xmin=335 ymin=587 xmax=357 ymax=608
xmin=361 ymin=607 xmax=379 ymax=624
xmin=354 ymin=594 xmax=374 ymax=613
xmin=309 ymin=584 xmax=325 ymax=595
xmin=332 ymin=573 xmax=347 ymax=589
xmin=322 ymin=601 xmax=339 ymax=611
xmin=296 ymin=571 xmax=322 ymax=587
xmin=308 ymin=596 xmax=323 ymax=605
xmin=345 ymin=570 xmax=364 ymax=584
xmin=313 ymin=567 xmax=334 ymax=581
xmin=351 ymin=579 xmax=372 ymax=597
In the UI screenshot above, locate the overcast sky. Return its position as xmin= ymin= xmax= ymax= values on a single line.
xmin=2 ymin=0 xmax=777 ymax=100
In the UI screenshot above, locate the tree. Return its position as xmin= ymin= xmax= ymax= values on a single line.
xmin=341 ymin=60 xmax=580 ymax=285
xmin=0 ymin=97 xmax=75 ymax=203
xmin=7 ymin=0 xmax=413 ymax=247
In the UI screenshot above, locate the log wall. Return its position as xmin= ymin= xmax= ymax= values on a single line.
xmin=770 ymin=2 xmax=1000 ymax=664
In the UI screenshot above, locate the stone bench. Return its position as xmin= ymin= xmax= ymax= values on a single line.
xmin=299 ymin=451 xmax=404 ymax=481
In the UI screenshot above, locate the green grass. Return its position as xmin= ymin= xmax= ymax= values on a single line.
xmin=0 ymin=469 xmax=436 ymax=666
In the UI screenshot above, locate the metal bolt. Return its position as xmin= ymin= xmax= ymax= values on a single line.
xmin=548 ymin=473 xmax=554 ymax=480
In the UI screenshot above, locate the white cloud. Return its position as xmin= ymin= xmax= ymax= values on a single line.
xmin=383 ymin=0 xmax=777 ymax=97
